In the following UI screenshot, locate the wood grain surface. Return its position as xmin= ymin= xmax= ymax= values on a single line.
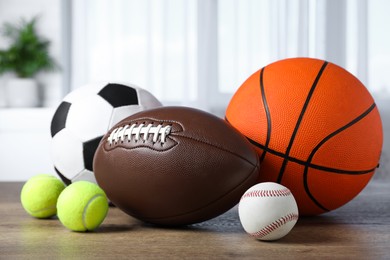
xmin=0 ymin=180 xmax=389 ymax=259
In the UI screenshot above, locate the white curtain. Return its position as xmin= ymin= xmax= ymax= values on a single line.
xmin=71 ymin=0 xmax=390 ymax=114
xmin=71 ymin=0 xmax=198 ymax=105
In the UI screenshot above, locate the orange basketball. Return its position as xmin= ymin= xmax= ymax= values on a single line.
xmin=226 ymin=57 xmax=383 ymax=216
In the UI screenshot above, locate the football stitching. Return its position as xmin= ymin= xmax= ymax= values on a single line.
xmin=240 ymin=188 xmax=292 ymax=200
xmin=250 ymin=213 xmax=298 ymax=239
xmin=104 ymin=119 xmax=184 ymax=152
xmin=117 ymin=117 xmax=185 ymax=134
xmin=107 ymin=124 xmax=172 ymax=144
xmin=105 ymin=139 xmax=178 ymax=152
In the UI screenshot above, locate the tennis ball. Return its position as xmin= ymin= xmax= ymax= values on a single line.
xmin=20 ymin=174 xmax=66 ymax=218
xmin=57 ymin=181 xmax=109 ymax=232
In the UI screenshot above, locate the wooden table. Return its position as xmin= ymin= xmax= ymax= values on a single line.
xmin=1 ymin=180 xmax=389 ymax=259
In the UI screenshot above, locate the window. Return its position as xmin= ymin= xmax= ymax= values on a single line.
xmin=368 ymin=0 xmax=390 ymax=96
xmin=71 ymin=0 xmax=198 ymax=105
xmin=70 ymin=0 xmax=390 ymax=114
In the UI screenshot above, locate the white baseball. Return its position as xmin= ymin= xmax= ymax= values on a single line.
xmin=238 ymin=182 xmax=299 ymax=241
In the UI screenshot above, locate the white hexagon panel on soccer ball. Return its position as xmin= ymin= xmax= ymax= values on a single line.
xmin=65 ymin=95 xmax=114 ymax=142
xmin=109 ymin=90 xmax=162 ymax=127
xmin=110 ymin=106 xmax=145 ymax=127
xmin=51 ymin=128 xmax=85 ymax=181
xmin=63 ymin=82 xmax=108 ymax=103
xmin=72 ymin=169 xmax=97 ymax=184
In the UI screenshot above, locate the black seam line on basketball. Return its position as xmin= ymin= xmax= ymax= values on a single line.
xmin=276 ymin=61 xmax=329 ymax=183
xmin=171 ymin=133 xmax=258 ymax=167
xmin=259 ymin=67 xmax=271 ymax=163
xmin=247 ymin=137 xmax=376 ymax=175
xmin=303 ymin=103 xmax=377 ymax=212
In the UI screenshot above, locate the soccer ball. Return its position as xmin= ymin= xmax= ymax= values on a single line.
xmin=50 ymin=82 xmax=162 ymax=185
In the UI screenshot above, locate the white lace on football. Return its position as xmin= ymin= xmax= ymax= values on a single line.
xmin=107 ymin=123 xmax=172 ymax=145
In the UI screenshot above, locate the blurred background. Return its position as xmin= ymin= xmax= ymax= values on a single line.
xmin=0 ymin=0 xmax=389 ymax=180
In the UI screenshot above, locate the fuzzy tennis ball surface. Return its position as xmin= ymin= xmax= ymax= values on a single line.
xmin=20 ymin=174 xmax=66 ymax=218
xmin=57 ymin=181 xmax=109 ymax=232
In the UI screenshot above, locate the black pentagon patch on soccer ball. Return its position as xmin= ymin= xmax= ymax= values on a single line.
xmin=98 ymin=83 xmax=139 ymax=108
xmin=51 ymin=101 xmax=71 ymax=137
xmin=83 ymin=136 xmax=103 ymax=172
xmin=54 ymin=167 xmax=71 ymax=186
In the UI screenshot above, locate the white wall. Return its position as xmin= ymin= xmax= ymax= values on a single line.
xmin=0 ymin=0 xmax=63 ymax=181
xmin=0 ymin=0 xmax=62 ymax=107
xmin=0 ymin=109 xmax=55 ymax=181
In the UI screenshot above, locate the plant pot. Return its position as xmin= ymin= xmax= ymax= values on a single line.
xmin=6 ymin=78 xmax=40 ymax=107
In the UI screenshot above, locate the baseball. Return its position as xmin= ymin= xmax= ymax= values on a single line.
xmin=238 ymin=182 xmax=299 ymax=241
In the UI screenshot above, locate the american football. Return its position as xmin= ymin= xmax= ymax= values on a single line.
xmin=93 ymin=106 xmax=260 ymax=226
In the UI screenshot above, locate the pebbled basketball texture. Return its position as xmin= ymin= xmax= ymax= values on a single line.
xmin=226 ymin=57 xmax=383 ymax=216
xmin=94 ymin=106 xmax=259 ymax=226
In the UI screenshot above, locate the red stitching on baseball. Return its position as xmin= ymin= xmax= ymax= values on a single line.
xmin=249 ymin=213 xmax=299 ymax=239
xmin=240 ymin=188 xmax=292 ymax=201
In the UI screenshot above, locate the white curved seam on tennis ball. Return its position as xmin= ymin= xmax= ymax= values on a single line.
xmin=82 ymin=194 xmax=105 ymax=231
xmin=29 ymin=205 xmax=56 ymax=214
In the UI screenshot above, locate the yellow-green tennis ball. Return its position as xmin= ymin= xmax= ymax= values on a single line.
xmin=20 ymin=174 xmax=66 ymax=218
xmin=57 ymin=181 xmax=109 ymax=232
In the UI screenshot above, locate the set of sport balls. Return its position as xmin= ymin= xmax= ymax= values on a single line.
xmin=21 ymin=57 xmax=383 ymax=241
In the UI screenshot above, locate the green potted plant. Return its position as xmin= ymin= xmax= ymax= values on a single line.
xmin=0 ymin=16 xmax=57 ymax=107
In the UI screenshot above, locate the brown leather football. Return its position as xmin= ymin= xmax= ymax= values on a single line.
xmin=93 ymin=106 xmax=259 ymax=225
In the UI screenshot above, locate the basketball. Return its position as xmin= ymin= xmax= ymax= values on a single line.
xmin=225 ymin=57 xmax=383 ymax=216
